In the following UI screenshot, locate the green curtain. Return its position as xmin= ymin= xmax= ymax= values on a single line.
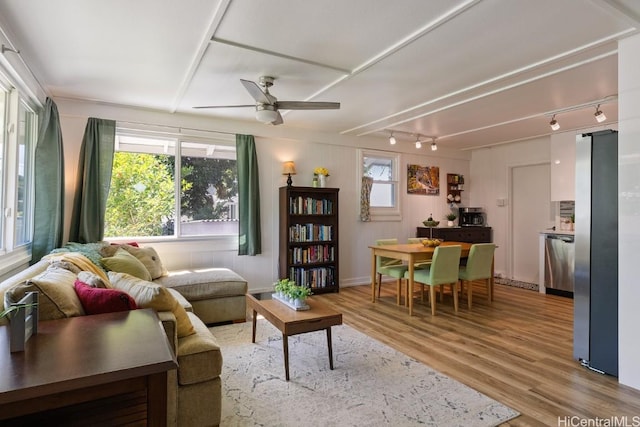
xmin=69 ymin=118 xmax=115 ymax=243
xmin=31 ymin=98 xmax=65 ymax=263
xmin=236 ymin=134 xmax=261 ymax=255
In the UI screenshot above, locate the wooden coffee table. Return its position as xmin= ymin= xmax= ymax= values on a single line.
xmin=246 ymin=293 xmax=343 ymax=381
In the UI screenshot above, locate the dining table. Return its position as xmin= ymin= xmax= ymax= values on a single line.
xmin=369 ymin=241 xmax=485 ymax=316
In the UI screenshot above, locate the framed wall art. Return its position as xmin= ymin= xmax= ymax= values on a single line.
xmin=407 ymin=164 xmax=440 ymax=195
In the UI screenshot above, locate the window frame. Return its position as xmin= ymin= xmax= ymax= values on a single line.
xmin=357 ymin=148 xmax=401 ymax=221
xmin=0 ymin=77 xmax=39 ymax=276
xmin=105 ymin=128 xmax=238 ymax=242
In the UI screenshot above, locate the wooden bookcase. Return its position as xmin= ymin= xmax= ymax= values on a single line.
xmin=279 ymin=186 xmax=339 ymax=294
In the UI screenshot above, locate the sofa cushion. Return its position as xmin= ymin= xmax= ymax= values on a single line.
xmin=120 ymin=245 xmax=167 ymax=280
xmin=101 ymin=248 xmax=152 ymax=281
xmin=108 ymin=272 xmax=195 ymax=338
xmin=177 ymin=312 xmax=222 ymax=385
xmin=5 ymin=266 xmax=84 ymax=320
xmin=74 ymin=280 xmax=137 ymax=315
xmin=77 ymin=271 xmax=108 ymax=288
xmin=154 ymin=268 xmax=247 ymax=301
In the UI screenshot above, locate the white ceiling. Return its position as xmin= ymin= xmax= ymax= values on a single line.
xmin=0 ymin=0 xmax=638 ymax=151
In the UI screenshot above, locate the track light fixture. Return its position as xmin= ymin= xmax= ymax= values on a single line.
xmin=384 ymin=130 xmax=438 ymax=149
xmin=549 ymin=114 xmax=560 ymax=131
xmin=594 ymin=104 xmax=606 ymax=123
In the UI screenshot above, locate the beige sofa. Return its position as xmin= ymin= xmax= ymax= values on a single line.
xmin=0 ymin=245 xmax=248 ymax=427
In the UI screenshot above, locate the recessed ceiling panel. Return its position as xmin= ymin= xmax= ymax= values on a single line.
xmin=214 ymin=0 xmax=458 ymax=70
xmin=0 ymin=0 xmax=221 ymax=108
xmin=179 ymin=41 xmax=345 ymax=121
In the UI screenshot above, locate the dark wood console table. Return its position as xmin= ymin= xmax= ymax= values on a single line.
xmin=0 ymin=309 xmax=177 ymax=426
xmin=417 ymin=226 xmax=492 ymax=243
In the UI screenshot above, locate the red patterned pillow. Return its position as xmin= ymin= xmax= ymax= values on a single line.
xmin=74 ymin=279 xmax=137 ymax=315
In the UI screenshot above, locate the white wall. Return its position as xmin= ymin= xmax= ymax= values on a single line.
xmin=469 ymin=137 xmax=551 ymax=279
xmin=618 ymin=34 xmax=640 ymax=390
xmin=54 ymin=98 xmax=471 ymax=292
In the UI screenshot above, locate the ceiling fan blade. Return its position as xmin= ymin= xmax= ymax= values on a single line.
xmin=193 ymin=104 xmax=255 ymax=109
xmin=271 ymin=111 xmax=284 ymax=125
xmin=276 ymin=101 xmax=340 ymax=110
xmin=240 ymin=79 xmax=272 ymax=104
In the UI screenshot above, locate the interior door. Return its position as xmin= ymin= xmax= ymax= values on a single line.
xmin=511 ymin=163 xmax=552 ymax=283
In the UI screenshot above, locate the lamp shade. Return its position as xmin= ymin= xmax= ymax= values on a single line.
xmin=282 ymin=161 xmax=296 ymax=175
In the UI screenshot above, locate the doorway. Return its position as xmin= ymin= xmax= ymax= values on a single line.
xmin=510 ymin=163 xmax=552 ymax=284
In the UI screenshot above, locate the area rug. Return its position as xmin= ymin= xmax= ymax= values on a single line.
xmin=213 ymin=319 xmax=519 ymax=427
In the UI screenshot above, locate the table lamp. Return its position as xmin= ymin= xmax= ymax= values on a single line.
xmin=282 ymin=161 xmax=296 ymax=187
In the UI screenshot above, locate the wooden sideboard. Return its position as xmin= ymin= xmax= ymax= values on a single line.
xmin=0 ymin=309 xmax=177 ymax=426
xmin=417 ymin=226 xmax=492 ymax=243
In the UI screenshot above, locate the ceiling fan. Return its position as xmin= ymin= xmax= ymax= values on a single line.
xmin=193 ymin=76 xmax=340 ymax=125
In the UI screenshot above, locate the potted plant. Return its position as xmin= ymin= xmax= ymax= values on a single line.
xmin=445 ymin=213 xmax=457 ymax=227
xmin=274 ymin=278 xmax=294 ymax=299
xmin=289 ymin=284 xmax=313 ymax=307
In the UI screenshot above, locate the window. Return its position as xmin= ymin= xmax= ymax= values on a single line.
xmin=15 ymin=101 xmax=36 ymax=246
xmin=358 ymin=149 xmax=401 ymax=221
xmin=0 ymin=88 xmax=6 ymax=248
xmin=105 ymin=132 xmax=238 ymax=239
xmin=0 ymin=77 xmax=38 ymax=272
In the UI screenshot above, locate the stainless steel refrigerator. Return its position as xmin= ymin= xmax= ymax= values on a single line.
xmin=574 ymin=129 xmax=618 ymax=376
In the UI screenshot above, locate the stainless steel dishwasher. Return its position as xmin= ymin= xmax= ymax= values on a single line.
xmin=544 ymin=234 xmax=575 ymax=297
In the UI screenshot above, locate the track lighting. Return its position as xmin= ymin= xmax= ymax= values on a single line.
xmin=389 ymin=132 xmax=396 ymax=145
xmin=415 ymin=137 xmax=422 ymax=149
xmin=431 ymin=139 xmax=438 ymax=151
xmin=549 ymin=114 xmax=560 ymax=131
xmin=594 ymin=105 xmax=606 ymax=123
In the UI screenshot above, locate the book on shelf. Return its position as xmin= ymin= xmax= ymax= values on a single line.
xmin=288 ymin=224 xmax=333 ymax=242
xmin=289 ymin=196 xmax=334 ymax=215
xmin=289 ymin=245 xmax=335 ymax=264
xmin=289 ymin=266 xmax=335 ymax=289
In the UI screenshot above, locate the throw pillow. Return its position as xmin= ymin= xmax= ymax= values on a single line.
xmin=74 ymin=280 xmax=137 ymax=315
xmin=108 ymin=271 xmax=195 ymax=337
xmin=101 ymin=248 xmax=152 ymax=281
xmin=120 ymin=245 xmax=167 ymax=280
xmin=47 ymin=259 xmax=82 ymax=274
xmin=77 ymin=271 xmax=109 ymax=288
xmin=5 ymin=266 xmax=85 ymax=320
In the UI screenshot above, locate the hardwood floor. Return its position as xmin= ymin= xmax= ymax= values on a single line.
xmin=317 ymin=282 xmax=640 ymax=426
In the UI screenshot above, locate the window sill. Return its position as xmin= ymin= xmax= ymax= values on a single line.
xmin=0 ymin=246 xmax=32 ymax=278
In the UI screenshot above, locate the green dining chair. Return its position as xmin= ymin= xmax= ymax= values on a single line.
xmin=458 ymin=243 xmax=496 ymax=309
xmin=404 ymin=245 xmax=462 ymax=315
xmin=375 ymin=239 xmax=409 ymax=305
xmin=407 ymin=238 xmax=432 ymax=270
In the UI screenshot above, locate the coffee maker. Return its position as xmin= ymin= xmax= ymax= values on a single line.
xmin=459 ymin=207 xmax=485 ymax=227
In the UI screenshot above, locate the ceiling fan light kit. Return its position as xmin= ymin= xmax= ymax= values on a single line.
xmin=256 ymin=105 xmax=279 ymax=124
xmin=194 ymin=76 xmax=340 ymax=126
